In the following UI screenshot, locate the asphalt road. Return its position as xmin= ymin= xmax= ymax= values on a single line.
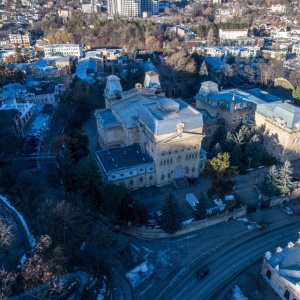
xmin=160 ymin=220 xmax=300 ymax=300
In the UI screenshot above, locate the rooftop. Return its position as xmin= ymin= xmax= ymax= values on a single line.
xmin=256 ymin=102 xmax=300 ymax=128
xmin=267 ymin=241 xmax=300 ymax=285
xmin=94 ymin=109 xmax=121 ymax=129
xmin=44 ymin=44 xmax=81 ymax=48
xmin=96 ymin=144 xmax=154 ymax=173
xmin=139 ymin=98 xmax=203 ymax=135
xmin=246 ymin=88 xmax=282 ymax=103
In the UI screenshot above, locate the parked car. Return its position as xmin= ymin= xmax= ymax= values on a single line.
xmin=196 ymin=266 xmax=209 ymax=280
xmin=281 ymin=205 xmax=293 ymax=215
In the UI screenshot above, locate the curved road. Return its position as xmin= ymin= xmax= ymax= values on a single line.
xmin=159 ymin=221 xmax=300 ymax=300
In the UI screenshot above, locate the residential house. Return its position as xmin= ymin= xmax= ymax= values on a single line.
xmin=95 ymin=73 xmax=205 ymax=190
xmin=0 ymin=90 xmax=33 ymax=127
xmin=269 ymin=4 xmax=286 ymax=13
xmin=24 ymin=82 xmax=60 ymax=105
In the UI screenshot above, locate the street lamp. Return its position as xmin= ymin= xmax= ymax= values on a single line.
xmin=248 ymin=157 xmax=253 ymax=170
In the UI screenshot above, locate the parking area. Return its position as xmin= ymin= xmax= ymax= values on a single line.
xmin=132 ymin=175 xmax=212 ymax=221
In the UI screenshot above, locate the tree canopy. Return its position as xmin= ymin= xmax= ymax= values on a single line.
xmin=203 ymin=152 xmax=239 ymax=199
xmin=160 ymin=193 xmax=182 ymax=234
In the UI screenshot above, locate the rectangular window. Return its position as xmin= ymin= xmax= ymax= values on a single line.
xmin=130 ymin=180 xmax=133 ymax=185
xmin=140 ymin=177 xmax=143 ymax=182
xmin=161 ymin=175 xmax=164 ymax=180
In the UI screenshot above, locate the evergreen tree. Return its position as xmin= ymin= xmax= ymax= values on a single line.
xmin=260 ymin=165 xmax=280 ymax=197
xmin=231 ymin=129 xmax=246 ymax=146
xmin=58 ymin=149 xmax=77 ymax=194
xmin=161 ymin=193 xmax=182 ymax=234
xmin=245 ymin=134 xmax=264 ymax=167
xmin=230 ymin=144 xmax=243 ymax=167
xmin=209 ymin=125 xmax=225 ymax=151
xmin=220 ymin=132 xmax=235 ymax=154
xmin=208 ymin=142 xmax=222 ymax=159
xmin=199 ymin=61 xmax=209 ymax=80
xmin=194 ymin=195 xmax=207 ymax=221
xmin=203 ymin=153 xmax=239 ymax=200
xmin=278 ymin=160 xmax=293 ymax=195
xmin=74 ymin=157 xmax=103 ymax=208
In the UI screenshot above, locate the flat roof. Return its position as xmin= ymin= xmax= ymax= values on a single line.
xmin=96 ymin=144 xmax=154 ymax=173
xmin=94 ymin=109 xmax=121 ymax=128
xmin=245 ymin=88 xmax=282 ymax=103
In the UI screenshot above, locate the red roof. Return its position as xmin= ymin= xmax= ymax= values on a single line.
xmin=145 ymin=71 xmax=159 ymax=77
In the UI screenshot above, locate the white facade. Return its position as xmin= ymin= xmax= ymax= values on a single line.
xmin=9 ymin=31 xmax=32 ymax=47
xmin=81 ymin=4 xmax=99 ymax=13
xmin=219 ymin=29 xmax=248 ymax=40
xmin=270 ymin=4 xmax=286 ymax=13
xmin=44 ymin=44 xmax=83 ymax=58
xmin=108 ymin=0 xmax=158 ymax=17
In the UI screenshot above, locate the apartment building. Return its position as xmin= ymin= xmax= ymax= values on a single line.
xmin=107 ymin=0 xmax=158 ymax=17
xmin=44 ymin=44 xmax=83 ymax=58
xmin=81 ymin=4 xmax=99 ymax=13
xmin=9 ymin=30 xmax=32 ymax=47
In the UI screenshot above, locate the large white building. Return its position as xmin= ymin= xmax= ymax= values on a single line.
xmin=219 ymin=29 xmax=248 ymax=41
xmin=44 ymin=44 xmax=83 ymax=58
xmin=107 ymin=0 xmax=158 ymax=17
xmin=95 ymin=73 xmax=206 ymax=190
xmin=262 ymin=240 xmax=300 ymax=300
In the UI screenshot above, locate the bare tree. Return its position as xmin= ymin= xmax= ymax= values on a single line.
xmin=0 ymin=218 xmax=14 ymax=252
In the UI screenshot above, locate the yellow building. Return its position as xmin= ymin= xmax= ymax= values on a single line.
xmin=255 ymin=102 xmax=300 ymax=162
xmin=95 ymin=73 xmax=206 ymax=190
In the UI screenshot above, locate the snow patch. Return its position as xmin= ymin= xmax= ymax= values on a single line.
xmin=17 ymin=254 xmax=27 ymax=268
xmin=232 ymin=285 xmax=248 ymax=300
xmin=157 ymin=249 xmax=176 ymax=268
xmin=126 ymin=262 xmax=153 ymax=288
xmin=237 ymin=217 xmax=249 ymax=223
xmin=0 ymin=195 xmax=36 ymax=249
xmin=96 ymin=276 xmax=107 ymax=300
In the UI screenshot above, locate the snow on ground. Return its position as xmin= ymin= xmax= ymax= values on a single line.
xmin=247 ymin=225 xmax=255 ymax=230
xmin=232 ymin=285 xmax=248 ymax=300
xmin=237 ymin=217 xmax=249 ymax=223
xmin=126 ymin=262 xmax=154 ymax=288
xmin=17 ymin=254 xmax=28 ymax=268
xmin=96 ymin=276 xmax=107 ymax=300
xmin=157 ymin=249 xmax=176 ymax=268
xmin=0 ymin=195 xmax=36 ymax=249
